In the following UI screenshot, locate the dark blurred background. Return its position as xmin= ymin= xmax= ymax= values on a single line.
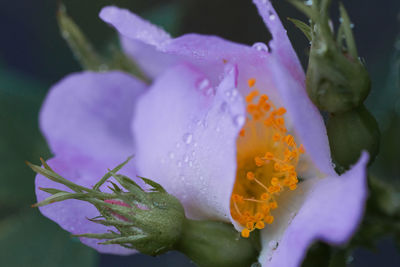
xmin=0 ymin=0 xmax=399 ymax=266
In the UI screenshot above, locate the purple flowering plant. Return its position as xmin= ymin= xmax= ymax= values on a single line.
xmin=28 ymin=0 xmax=387 ymax=266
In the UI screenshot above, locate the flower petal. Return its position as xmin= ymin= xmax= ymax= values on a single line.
xmin=259 ymin=152 xmax=369 ymax=267
xmin=35 ymin=154 xmax=137 ymax=255
xmin=99 ymin=5 xmax=335 ymax=176
xmin=132 ymin=63 xmax=245 ymax=221
xmin=99 ymin=6 xmax=176 ymax=78
xmin=40 ymin=71 xmax=146 ymax=161
xmin=252 ymin=0 xmax=304 ymax=84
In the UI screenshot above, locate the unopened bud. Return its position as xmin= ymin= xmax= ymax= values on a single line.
xmin=327 ymin=105 xmax=380 ymax=171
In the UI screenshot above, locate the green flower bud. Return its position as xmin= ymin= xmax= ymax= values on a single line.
xmin=306 ymin=51 xmax=370 ymax=113
xmin=28 ymin=157 xmax=260 ymax=266
xmin=290 ymin=1 xmax=371 ymax=113
xmin=327 ymin=105 xmax=380 ymax=171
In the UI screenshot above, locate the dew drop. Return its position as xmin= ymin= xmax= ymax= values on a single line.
xmin=189 ymin=161 xmax=193 ymax=167
xmin=182 ymin=133 xmax=193 ymax=144
xmin=268 ymin=240 xmax=278 ymax=250
xmin=233 ymin=114 xmax=245 ymax=127
xmin=197 ymin=78 xmax=210 ymax=91
xmin=168 ymin=152 xmax=175 ymax=159
xmin=225 ymin=90 xmax=231 ymax=97
xmin=220 ymin=102 xmax=228 ymax=112
xmin=180 ymin=175 xmax=185 ymax=181
xmin=199 ymin=176 xmax=204 ymax=181
xmin=184 ymin=155 xmax=189 ymax=163
xmin=252 ymin=42 xmax=269 ymax=53
xmin=269 ymin=12 xmax=276 ymax=21
xmin=231 ymin=89 xmax=238 ymax=97
xmin=205 ymin=87 xmax=216 ymax=96
xmin=177 ymin=161 xmax=182 ymax=167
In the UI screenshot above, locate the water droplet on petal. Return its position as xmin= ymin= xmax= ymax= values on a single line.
xmin=233 ymin=114 xmax=245 ymax=127
xmin=225 ymin=90 xmax=231 ymax=97
xmin=168 ymin=152 xmax=175 ymax=159
xmin=205 ymin=87 xmax=216 ymax=96
xmin=199 ymin=176 xmax=204 ymax=181
xmin=182 ymin=133 xmax=193 ymax=144
xmin=177 ymin=161 xmax=182 ymax=167
xmin=252 ymin=42 xmax=269 ymax=53
xmin=269 ymin=13 xmax=276 ymax=21
xmin=220 ymin=102 xmax=228 ymax=112
xmin=184 ymin=155 xmax=189 ymax=163
xmin=188 ymin=161 xmax=193 ymax=167
xmin=268 ymin=240 xmax=278 ymax=250
xmin=197 ymin=78 xmax=210 ymax=91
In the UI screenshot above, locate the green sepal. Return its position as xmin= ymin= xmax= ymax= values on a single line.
xmin=58 ymin=5 xmax=150 ymax=83
xmin=58 ymin=5 xmax=103 ymax=71
xmin=287 ymin=18 xmax=312 ymax=41
xmin=93 ymin=156 xmax=133 ymax=190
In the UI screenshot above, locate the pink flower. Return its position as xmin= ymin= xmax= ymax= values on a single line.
xmin=36 ymin=1 xmax=368 ymax=266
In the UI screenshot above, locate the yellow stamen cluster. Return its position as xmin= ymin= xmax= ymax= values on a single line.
xmin=230 ymin=78 xmax=305 ymax=238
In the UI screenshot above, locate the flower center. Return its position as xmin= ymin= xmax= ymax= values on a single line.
xmin=230 ymin=78 xmax=305 ymax=238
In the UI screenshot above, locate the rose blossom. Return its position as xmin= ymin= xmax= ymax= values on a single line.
xmin=36 ymin=0 xmax=368 ymax=266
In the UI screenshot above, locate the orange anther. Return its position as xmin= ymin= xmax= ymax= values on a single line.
xmin=239 ymin=128 xmax=245 ymax=137
xmin=255 ymin=157 xmax=265 ymax=167
xmin=255 ymin=221 xmax=265 ymax=229
xmin=264 ymin=152 xmax=274 ymax=160
xmin=246 ymin=172 xmax=255 ymax=181
xmin=248 ymin=78 xmax=256 ymax=88
xmin=269 ymin=202 xmax=278 ymax=210
xmin=265 ymin=215 xmax=274 ymax=224
xmin=241 ymin=228 xmax=250 ymax=238
xmin=261 ymin=193 xmax=270 ymax=200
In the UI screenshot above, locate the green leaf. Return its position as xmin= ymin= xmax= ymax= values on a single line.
xmin=287 ymin=18 xmax=312 ymax=41
xmin=57 ymin=5 xmax=103 ymax=71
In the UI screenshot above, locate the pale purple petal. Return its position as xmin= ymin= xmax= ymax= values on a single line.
xmin=132 ymin=63 xmax=245 ymax=221
xmin=268 ymin=56 xmax=336 ymax=176
xmin=259 ymin=152 xmax=369 ymax=267
xmin=99 ymin=6 xmax=176 ymax=78
xmin=36 ymin=155 xmax=137 ymax=255
xmin=40 ymin=71 xmax=146 ymax=161
xmin=252 ymin=0 xmax=304 ymax=84
xmin=99 ymin=5 xmax=335 ymax=176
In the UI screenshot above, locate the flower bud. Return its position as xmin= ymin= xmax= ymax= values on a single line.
xmin=28 ymin=157 xmax=260 ymax=266
xmin=306 ymin=52 xmax=370 ymax=113
xmin=327 ymin=105 xmax=380 ymax=171
xmin=290 ymin=1 xmax=371 ymax=113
